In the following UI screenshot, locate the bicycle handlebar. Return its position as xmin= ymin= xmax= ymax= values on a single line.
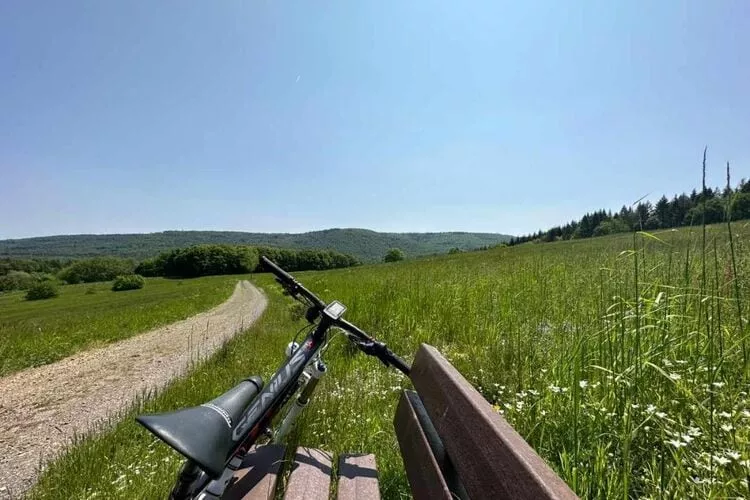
xmin=260 ymin=255 xmax=411 ymax=375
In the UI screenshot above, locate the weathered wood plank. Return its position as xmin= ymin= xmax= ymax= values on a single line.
xmin=223 ymin=444 xmax=286 ymax=500
xmin=283 ymin=447 xmax=333 ymax=500
xmin=410 ymin=343 xmax=579 ymax=500
xmin=393 ymin=391 xmax=452 ymax=500
xmin=337 ymin=454 xmax=380 ymax=500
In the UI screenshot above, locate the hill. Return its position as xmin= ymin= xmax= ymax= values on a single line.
xmin=0 ymin=229 xmax=511 ymax=262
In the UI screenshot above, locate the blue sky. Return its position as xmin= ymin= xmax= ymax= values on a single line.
xmin=1 ymin=1 xmax=748 ymax=239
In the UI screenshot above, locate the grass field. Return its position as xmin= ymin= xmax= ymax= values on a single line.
xmin=0 ymin=276 xmax=238 ymax=377
xmin=28 ymin=221 xmax=750 ymax=499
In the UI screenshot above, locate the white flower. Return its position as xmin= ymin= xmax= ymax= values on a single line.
xmin=713 ymin=381 xmax=725 ymax=388
xmin=668 ymin=373 xmax=681 ymax=381
xmin=687 ymin=426 xmax=702 ymax=437
xmin=681 ymin=434 xmax=694 ymax=443
xmin=663 ymin=359 xmax=673 ymax=367
xmin=548 ymin=385 xmax=561 ymax=393
xmin=726 ymin=451 xmax=741 ymax=461
xmin=721 ymin=424 xmax=734 ymax=432
xmin=668 ymin=439 xmax=686 ymax=448
xmin=646 ymin=404 xmax=657 ymax=414
xmin=714 ymin=455 xmax=731 ymax=466
xmin=655 ymin=412 xmax=667 ymax=419
xmin=718 ymin=411 xmax=731 ymax=418
xmin=742 ymin=410 xmax=750 ymax=418
xmin=579 ymin=380 xmax=589 ymax=389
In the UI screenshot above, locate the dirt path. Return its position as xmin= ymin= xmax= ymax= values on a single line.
xmin=0 ymin=280 xmax=267 ymax=499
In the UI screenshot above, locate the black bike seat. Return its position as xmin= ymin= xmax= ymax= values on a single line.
xmin=136 ymin=375 xmax=263 ymax=478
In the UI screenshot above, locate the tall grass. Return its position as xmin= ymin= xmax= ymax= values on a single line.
xmin=28 ymin=223 xmax=750 ymax=499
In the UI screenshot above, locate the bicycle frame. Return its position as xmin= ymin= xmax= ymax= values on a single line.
xmin=193 ymin=318 xmax=334 ymax=499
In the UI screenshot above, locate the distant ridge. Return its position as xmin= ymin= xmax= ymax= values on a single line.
xmin=0 ymin=228 xmax=512 ymax=262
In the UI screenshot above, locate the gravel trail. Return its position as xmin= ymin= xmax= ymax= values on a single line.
xmin=0 ymin=280 xmax=266 ymax=498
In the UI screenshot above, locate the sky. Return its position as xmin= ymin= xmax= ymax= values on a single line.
xmin=1 ymin=1 xmax=749 ymax=239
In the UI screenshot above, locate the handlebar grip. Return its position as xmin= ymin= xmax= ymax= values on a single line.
xmin=386 ymin=351 xmax=411 ymax=375
xmin=261 ymin=256 xmax=295 ymax=284
xmin=261 ymin=256 xmax=326 ymax=309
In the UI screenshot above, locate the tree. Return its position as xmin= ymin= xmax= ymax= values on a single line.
xmin=383 ymin=248 xmax=405 ymax=263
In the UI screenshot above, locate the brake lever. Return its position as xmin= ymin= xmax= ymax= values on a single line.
xmin=353 ymin=339 xmax=391 ymax=368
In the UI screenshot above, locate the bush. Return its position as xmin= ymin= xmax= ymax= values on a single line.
xmin=146 ymin=244 xmax=259 ymax=278
xmin=25 ymin=282 xmax=59 ymax=301
xmin=255 ymin=246 xmax=360 ymax=272
xmin=0 ymin=271 xmax=35 ymax=292
xmin=58 ymin=257 xmax=135 ymax=284
xmin=383 ymin=248 xmax=405 ymax=263
xmin=112 ymin=274 xmax=146 ymax=292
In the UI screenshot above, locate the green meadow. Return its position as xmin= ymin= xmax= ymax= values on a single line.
xmin=0 ymin=276 xmax=238 ymax=377
xmin=28 ymin=221 xmax=750 ymax=499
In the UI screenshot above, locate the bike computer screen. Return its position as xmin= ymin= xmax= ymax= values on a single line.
xmin=323 ymin=300 xmax=347 ymax=320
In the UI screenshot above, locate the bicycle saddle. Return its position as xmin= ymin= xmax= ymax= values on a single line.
xmin=136 ymin=375 xmax=263 ymax=478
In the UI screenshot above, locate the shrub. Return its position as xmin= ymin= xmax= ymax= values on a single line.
xmin=0 ymin=271 xmax=35 ymax=292
xmin=112 ymin=274 xmax=146 ymax=292
xmin=383 ymin=248 xmax=405 ymax=263
xmin=25 ymin=282 xmax=59 ymax=301
xmin=255 ymin=247 xmax=360 ymax=272
xmin=58 ymin=257 xmax=135 ymax=284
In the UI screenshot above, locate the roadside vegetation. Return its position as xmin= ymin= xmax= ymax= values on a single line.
xmin=28 ymin=220 xmax=750 ymax=499
xmin=0 ymin=275 xmax=238 ymax=376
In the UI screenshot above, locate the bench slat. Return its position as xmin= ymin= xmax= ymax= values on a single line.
xmin=283 ymin=447 xmax=333 ymax=500
xmin=337 ymin=454 xmax=380 ymax=500
xmin=224 ymin=444 xmax=286 ymax=500
xmin=410 ymin=344 xmax=579 ymax=500
xmin=394 ymin=390 xmax=452 ymax=500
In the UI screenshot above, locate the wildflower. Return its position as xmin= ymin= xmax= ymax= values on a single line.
xmin=686 ymin=426 xmax=702 ymax=437
xmin=721 ymin=423 xmax=734 ymax=432
xmin=718 ymin=411 xmax=731 ymax=418
xmin=726 ymin=451 xmax=741 ymax=461
xmin=646 ymin=404 xmax=657 ymax=414
xmin=668 ymin=439 xmax=686 ymax=448
xmin=712 ymin=381 xmax=725 ymax=388
xmin=714 ymin=455 xmax=730 ymax=466
xmin=681 ymin=434 xmax=694 ymax=443
xmin=742 ymin=410 xmax=750 ymax=418
xmin=631 ymin=403 xmax=640 ymax=409
xmin=579 ymin=380 xmax=589 ymax=389
xmin=548 ymin=385 xmax=561 ymax=393
xmin=662 ymin=359 xmax=673 ymax=367
xmin=668 ymin=373 xmax=681 ymax=381
xmin=655 ymin=412 xmax=667 ymax=419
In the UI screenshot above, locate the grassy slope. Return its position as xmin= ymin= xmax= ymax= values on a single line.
xmin=29 ymin=222 xmax=750 ymax=499
xmin=0 ymin=276 xmax=238 ymax=376
xmin=0 ymin=228 xmax=511 ymax=262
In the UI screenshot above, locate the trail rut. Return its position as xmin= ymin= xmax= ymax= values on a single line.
xmin=0 ymin=280 xmax=267 ymax=498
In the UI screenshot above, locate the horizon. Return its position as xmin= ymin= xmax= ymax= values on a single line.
xmin=2 ymin=1 xmax=749 ymax=240
xmin=0 ymin=227 xmax=513 ymax=242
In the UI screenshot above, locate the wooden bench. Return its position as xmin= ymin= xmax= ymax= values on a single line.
xmin=223 ymin=445 xmax=380 ymax=500
xmin=225 ymin=343 xmax=577 ymax=499
xmin=394 ymin=344 xmax=578 ymax=499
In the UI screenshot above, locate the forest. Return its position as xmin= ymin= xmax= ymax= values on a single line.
xmin=510 ymin=177 xmax=750 ymax=245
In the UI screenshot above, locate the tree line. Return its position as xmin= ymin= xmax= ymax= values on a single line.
xmin=0 ymin=245 xmax=360 ymax=292
xmin=510 ymin=178 xmax=750 ymax=245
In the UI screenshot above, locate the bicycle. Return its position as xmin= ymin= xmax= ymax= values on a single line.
xmin=136 ymin=256 xmax=411 ymax=499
